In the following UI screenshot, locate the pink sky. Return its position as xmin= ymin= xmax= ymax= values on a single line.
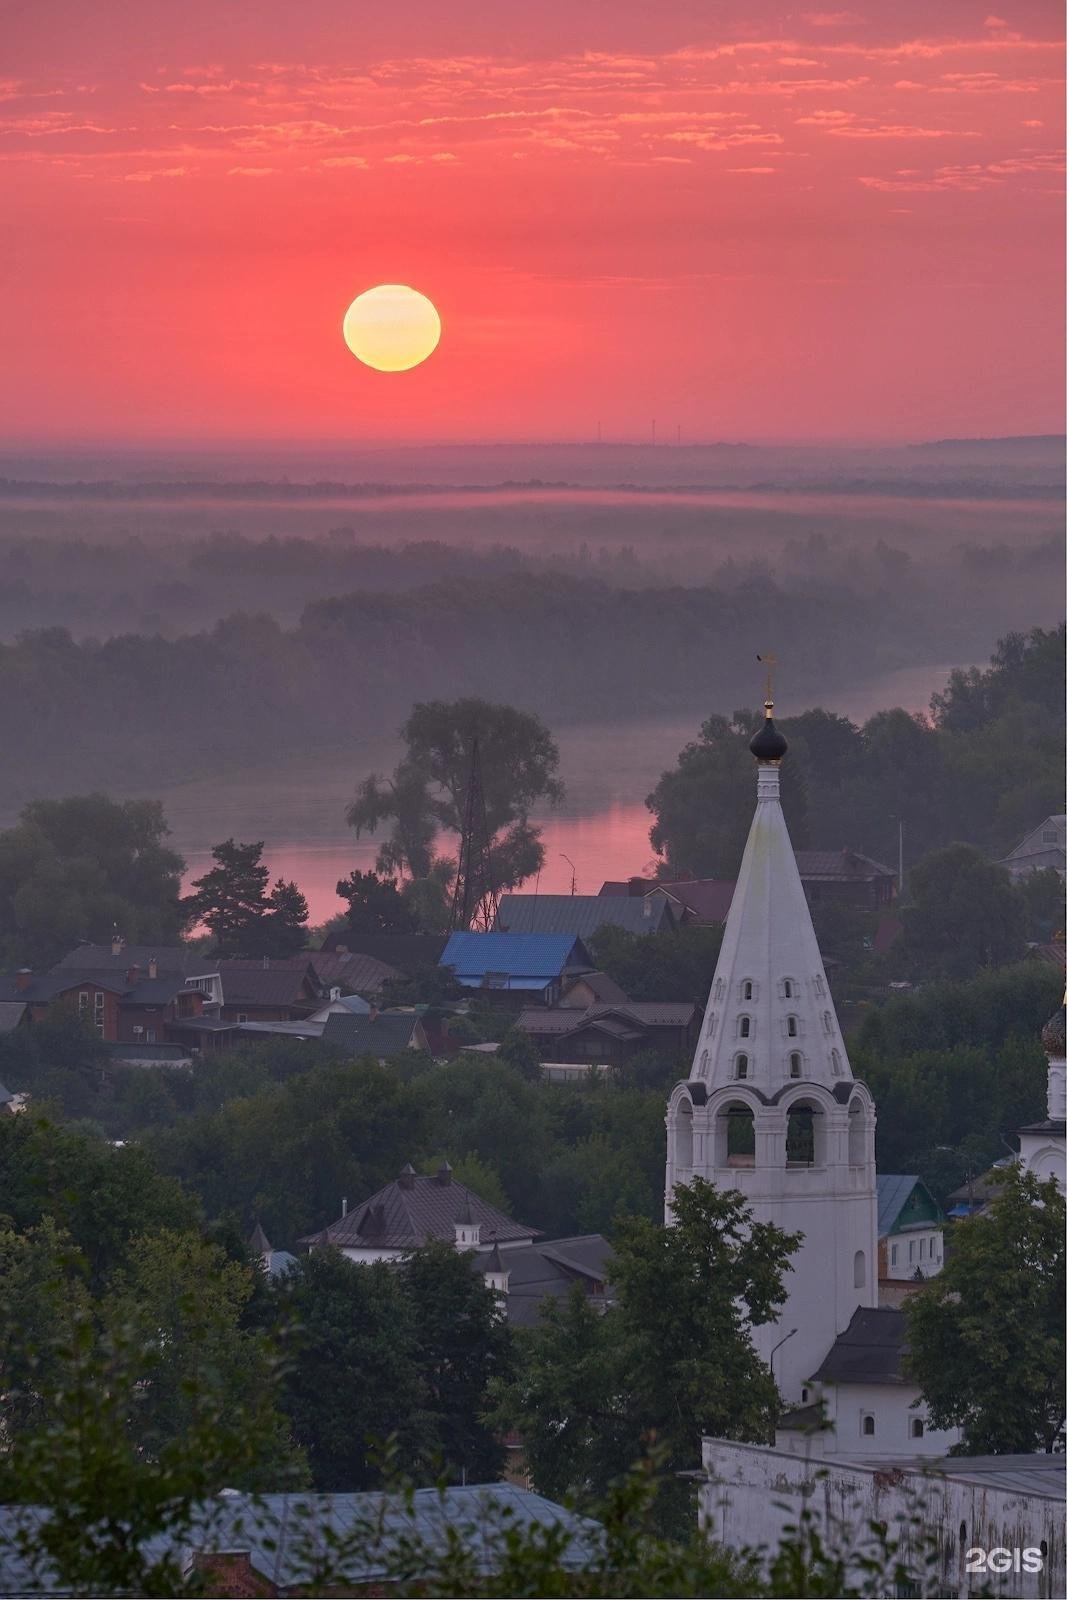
xmin=1 ymin=2 xmax=1063 ymax=443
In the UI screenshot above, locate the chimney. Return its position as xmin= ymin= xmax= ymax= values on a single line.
xmin=147 ymin=956 xmax=158 ymax=980
xmin=369 ymin=1004 xmax=379 ymax=1022
xmin=397 ymin=1162 xmax=417 ymax=1190
xmin=111 ymin=931 xmax=124 ymax=957
xmin=436 ymin=1161 xmax=453 ymax=1186
xmin=15 ymin=968 xmax=31 ymax=993
xmin=126 ymin=964 xmax=140 ymax=986
xmin=341 ymin=1196 xmax=348 ymax=1217
xmin=336 ymin=943 xmax=349 ymax=955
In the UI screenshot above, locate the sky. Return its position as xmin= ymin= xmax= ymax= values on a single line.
xmin=1 ymin=1 xmax=1063 ymax=444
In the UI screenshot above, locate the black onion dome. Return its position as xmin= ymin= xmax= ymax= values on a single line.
xmin=750 ymin=702 xmax=788 ymax=763
xmin=1041 ymin=1003 xmax=1066 ymax=1058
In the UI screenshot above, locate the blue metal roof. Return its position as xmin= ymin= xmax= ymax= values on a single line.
xmin=441 ymin=931 xmax=589 ymax=982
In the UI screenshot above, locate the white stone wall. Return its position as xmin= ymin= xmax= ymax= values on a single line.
xmin=778 ymin=1379 xmax=961 ymax=1459
xmin=884 ymin=1227 xmax=944 ymax=1278
xmin=700 ymin=1437 xmax=1064 ymax=1600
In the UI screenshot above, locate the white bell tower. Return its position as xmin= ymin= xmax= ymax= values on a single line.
xmin=665 ymin=696 xmax=878 ymax=1402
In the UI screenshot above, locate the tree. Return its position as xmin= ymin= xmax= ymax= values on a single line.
xmin=104 ymin=1229 xmax=301 ymax=1487
xmin=274 ymin=1249 xmax=425 ymax=1489
xmin=335 ymin=868 xmax=416 ymax=935
xmin=185 ymin=839 xmax=307 ymax=957
xmin=1016 ymin=867 xmax=1065 ymax=942
xmin=347 ymin=698 xmax=564 ymax=913
xmin=398 ymin=1242 xmax=513 ymax=1483
xmin=647 ymin=711 xmax=808 ymax=879
xmin=905 ymin=1167 xmax=1065 ymax=1453
xmin=495 ymin=1178 xmax=798 ymax=1525
xmin=0 ymin=794 xmax=186 ymax=967
xmin=589 ymin=922 xmax=724 ymax=1006
xmin=899 ymin=843 xmax=1026 ymax=978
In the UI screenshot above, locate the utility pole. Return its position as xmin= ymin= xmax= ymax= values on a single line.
xmin=561 ymin=853 xmax=577 ymax=896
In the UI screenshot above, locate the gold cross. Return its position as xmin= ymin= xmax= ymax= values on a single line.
xmin=756 ymin=651 xmax=777 ymax=703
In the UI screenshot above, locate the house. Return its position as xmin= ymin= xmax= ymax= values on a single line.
xmin=496 ymin=893 xmax=675 ymax=940
xmin=559 ymin=970 xmax=630 ymax=1007
xmin=774 ymin=1307 xmax=960 ymax=1460
xmin=0 ymin=1001 xmax=27 ymax=1035
xmin=514 ymin=1000 xmax=697 ymax=1072
xmin=438 ymin=931 xmax=594 ymax=1006
xmin=53 ymin=939 xmax=223 ymax=1010
xmin=0 ymin=963 xmax=209 ymax=1045
xmin=876 ymin=1174 xmax=945 ymax=1286
xmin=303 ymin=948 xmax=401 ymax=997
xmin=248 ymin=1222 xmax=297 ymax=1282
xmin=793 ymin=850 xmax=897 ymax=910
xmin=600 ymin=876 xmax=735 ymax=926
xmin=0 ymin=1082 xmax=27 ymax=1114
xmin=307 ymin=991 xmax=372 ymax=1023
xmin=320 ymin=1010 xmax=429 ymax=1060
xmin=1000 ymin=814 xmax=1067 ymax=882
xmin=1016 ymin=1003 xmax=1066 ymax=1192
xmin=700 ymin=1439 xmax=1064 ymax=1599
xmin=301 ymin=1161 xmax=613 ymax=1327
xmin=215 ymin=959 xmax=325 ymax=1022
xmin=0 ymin=1487 xmax=605 ymax=1599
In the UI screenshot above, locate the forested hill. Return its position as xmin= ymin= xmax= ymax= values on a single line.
xmin=0 ymin=558 xmax=1061 ymax=812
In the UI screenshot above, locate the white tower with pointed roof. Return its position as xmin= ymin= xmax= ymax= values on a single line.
xmin=665 ymin=697 xmax=878 ymax=1403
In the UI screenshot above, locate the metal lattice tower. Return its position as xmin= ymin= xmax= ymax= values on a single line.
xmin=448 ymin=737 xmax=499 ymax=932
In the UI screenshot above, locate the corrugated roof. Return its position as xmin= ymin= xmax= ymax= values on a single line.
xmin=440 ymin=931 xmax=591 ymax=982
xmin=301 ymin=1166 xmax=537 ymax=1250
xmin=516 ymin=1001 xmax=694 ymax=1037
xmin=562 ymin=971 xmax=630 ymax=1004
xmin=321 ymin=1012 xmax=421 ymax=1058
xmin=496 ymin=894 xmax=674 ymax=939
xmin=794 ymin=850 xmax=895 ymax=882
xmin=216 ymin=961 xmax=321 ymax=1006
xmin=877 ymin=1174 xmax=921 ymax=1236
xmin=52 ymin=942 xmax=215 ymax=976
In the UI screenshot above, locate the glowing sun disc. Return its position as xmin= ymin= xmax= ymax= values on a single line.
xmin=342 ymin=284 xmax=441 ymax=372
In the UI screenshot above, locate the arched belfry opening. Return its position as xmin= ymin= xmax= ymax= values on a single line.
xmin=785 ymin=1101 xmax=819 ymax=1167
xmin=718 ymin=1101 xmax=755 ymax=1167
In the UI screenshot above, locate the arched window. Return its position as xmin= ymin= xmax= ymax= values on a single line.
xmin=739 ymin=1015 xmax=751 ymax=1038
xmin=831 ymin=1048 xmax=843 ymax=1075
xmin=910 ymin=1418 xmax=924 ymax=1439
xmin=735 ymin=1053 xmax=749 ymax=1080
xmin=723 ymin=1104 xmax=755 ymax=1166
xmin=672 ymin=1099 xmax=693 ymax=1170
xmin=862 ymin=1414 xmax=876 ymax=1437
xmin=787 ymin=1016 xmax=798 ymax=1037
xmin=854 ymin=1250 xmax=866 ymax=1288
xmin=789 ymin=1052 xmax=802 ymax=1078
xmin=714 ymin=978 xmax=724 ymax=1001
xmin=848 ymin=1100 xmax=866 ymax=1166
xmin=786 ymin=1102 xmax=818 ymax=1166
xmin=822 ymin=1010 xmax=834 ymax=1035
xmin=698 ymin=1049 xmax=709 ymax=1075
xmin=706 ymin=1013 xmax=717 ymax=1037
xmin=814 ymin=975 xmax=826 ymax=997
xmin=741 ymin=980 xmax=753 ymax=1001
xmin=783 ymin=979 xmax=794 ymax=998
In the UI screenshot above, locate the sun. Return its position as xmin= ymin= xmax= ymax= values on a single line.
xmin=342 ymin=284 xmax=441 ymax=372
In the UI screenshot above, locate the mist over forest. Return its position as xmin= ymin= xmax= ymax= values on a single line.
xmin=0 ymin=438 xmax=1061 ymax=815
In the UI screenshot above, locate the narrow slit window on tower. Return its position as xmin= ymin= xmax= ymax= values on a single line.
xmin=783 ymin=979 xmax=794 ymax=998
xmin=787 ymin=1016 xmax=798 ymax=1037
xmin=741 ymin=980 xmax=754 ymax=1001
xmin=739 ymin=1015 xmax=751 ymax=1038
xmin=831 ymin=1048 xmax=843 ymax=1075
xmin=854 ymin=1250 xmax=866 ymax=1288
xmin=735 ymin=1053 xmax=749 ymax=1080
xmin=823 ymin=1010 xmax=834 ymax=1035
xmin=789 ymin=1052 xmax=802 ymax=1078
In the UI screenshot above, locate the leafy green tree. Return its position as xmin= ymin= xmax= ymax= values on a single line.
xmin=186 ymin=839 xmax=307 ymax=957
xmin=647 ymin=710 xmax=807 ymax=879
xmin=347 ymin=698 xmax=564 ymax=914
xmin=496 ymin=1178 xmax=798 ymax=1524
xmin=335 ymin=868 xmax=416 ymax=934
xmin=1016 ymin=867 xmax=1065 ymax=942
xmin=275 ymin=1248 xmax=425 ymax=1489
xmin=0 ymin=794 xmax=186 ymax=967
xmin=398 ymin=1241 xmax=513 ymax=1484
xmin=0 ymin=1219 xmax=92 ymax=1440
xmin=899 ymin=843 xmax=1026 ymax=978
xmin=589 ymin=922 xmax=724 ymax=1005
xmin=905 ymin=1167 xmax=1065 ymax=1452
xmin=104 ymin=1229 xmax=302 ymax=1487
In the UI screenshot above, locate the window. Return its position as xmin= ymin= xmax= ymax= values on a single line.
xmin=739 ymin=1015 xmax=751 ymax=1038
xmin=783 ymin=979 xmax=794 ymax=998
xmin=735 ymin=1054 xmax=749 ymax=1080
xmin=831 ymin=1048 xmax=843 ymax=1075
xmin=800 ymin=1387 xmax=809 ymax=1403
xmin=910 ymin=1418 xmax=925 ymax=1439
xmin=822 ymin=1010 xmax=834 ymax=1035
xmin=919 ymin=1237 xmax=925 ymax=1259
xmin=741 ymin=980 xmax=753 ymax=1000
xmin=699 ymin=1049 xmax=709 ymax=1074
xmin=145 ymin=1028 xmax=156 ymax=1044
xmin=1042 ymin=828 xmax=1058 ymax=842
xmin=890 ymin=1243 xmax=898 ymax=1267
xmin=94 ymin=991 xmax=105 ymax=1037
xmin=909 ymin=1240 xmax=915 ymax=1263
xmin=787 ymin=1016 xmax=798 ymax=1037
xmin=786 ymin=1103 xmax=817 ymax=1166
xmin=714 ymin=979 xmax=724 ymax=1001
xmin=789 ymin=1052 xmax=802 ymax=1078
xmin=854 ymin=1250 xmax=866 ymax=1288
xmin=725 ymin=1104 xmax=755 ymax=1165
xmin=862 ymin=1414 xmax=875 ymax=1437
xmin=705 ymin=1014 xmax=717 ymax=1038
xmin=78 ymin=991 xmax=90 ymax=1013
xmin=814 ymin=975 xmax=826 ymax=997
xmin=237 ymin=1012 xmax=248 ymax=1023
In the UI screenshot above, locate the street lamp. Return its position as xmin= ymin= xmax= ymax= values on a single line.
xmin=560 ymin=854 xmax=578 ymax=896
xmin=769 ymin=1327 xmax=797 ymax=1385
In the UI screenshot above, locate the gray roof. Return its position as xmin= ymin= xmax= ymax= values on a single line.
xmin=794 ymin=850 xmax=895 ymax=882
xmin=497 ymin=894 xmax=675 ymax=939
xmin=305 ymin=950 xmax=401 ymax=993
xmin=562 ymin=971 xmax=630 ymax=1004
xmin=0 ymin=969 xmax=196 ymax=1005
xmin=811 ymin=1307 xmax=907 ymax=1386
xmin=52 ymin=943 xmax=214 ymax=977
xmin=892 ymin=1453 xmax=1067 ymax=1500
xmin=516 ymin=1001 xmax=695 ymax=1037
xmin=217 ymin=960 xmax=322 ymax=1007
xmin=321 ymin=1012 xmax=422 ymax=1059
xmin=0 ymin=1486 xmax=604 ymax=1594
xmin=475 ymin=1233 xmax=613 ymax=1326
xmin=0 ymin=1000 xmax=27 ymax=1033
xmin=302 ymin=1165 xmax=537 ymax=1250
xmin=876 ymin=1174 xmax=944 ymax=1236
